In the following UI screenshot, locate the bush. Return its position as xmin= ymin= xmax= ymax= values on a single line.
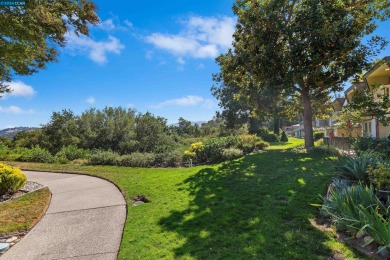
xmin=367 ymin=162 xmax=390 ymax=190
xmin=256 ymin=128 xmax=279 ymax=142
xmin=29 ymin=147 xmax=55 ymax=163
xmin=352 ymin=137 xmax=390 ymax=158
xmin=334 ymin=150 xmax=383 ymax=182
xmin=280 ymin=131 xmax=288 ymax=142
xmin=321 ymin=184 xmax=384 ymax=232
xmin=58 ymin=145 xmax=90 ymax=161
xmin=313 ymin=131 xmax=324 ymax=141
xmin=88 ymin=150 xmax=120 ymax=166
xmin=238 ymin=134 xmax=260 ymax=153
xmin=119 ymin=152 xmax=156 ymax=167
xmin=221 ymin=148 xmax=244 ymax=161
xmin=255 ymin=140 xmax=270 ymax=150
xmin=307 ymin=145 xmax=340 ymax=156
xmin=154 ymin=151 xmax=183 ymax=167
xmin=0 ymin=163 xmax=27 ymax=196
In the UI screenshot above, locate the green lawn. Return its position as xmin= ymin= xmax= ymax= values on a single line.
xmin=268 ymin=137 xmax=304 ymax=150
xmin=5 ymin=144 xmax=370 ymax=259
xmin=0 ymin=188 xmax=51 ymax=236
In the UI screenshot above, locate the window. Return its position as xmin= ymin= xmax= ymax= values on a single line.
xmin=384 ymin=87 xmax=389 ymax=97
xmin=368 ymin=123 xmax=372 ymax=134
xmin=364 ymin=123 xmax=368 ymax=133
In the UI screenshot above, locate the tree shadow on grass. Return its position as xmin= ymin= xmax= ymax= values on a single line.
xmin=159 ymin=150 xmax=363 ymax=259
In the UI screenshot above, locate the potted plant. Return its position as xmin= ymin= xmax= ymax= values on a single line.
xmin=367 ymin=162 xmax=390 ymax=203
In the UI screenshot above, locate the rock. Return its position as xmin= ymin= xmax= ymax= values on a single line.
xmin=9 ymin=242 xmax=15 ymax=246
xmin=6 ymin=236 xmax=17 ymax=243
xmin=0 ymin=243 xmax=9 ymax=253
xmin=133 ymin=201 xmax=144 ymax=206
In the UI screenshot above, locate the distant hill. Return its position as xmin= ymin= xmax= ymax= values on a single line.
xmin=0 ymin=127 xmax=40 ymax=139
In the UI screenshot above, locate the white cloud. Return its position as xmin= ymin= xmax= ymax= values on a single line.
xmin=98 ymin=19 xmax=116 ymax=31
xmin=66 ymin=33 xmax=125 ymax=64
xmin=85 ymin=96 xmax=96 ymax=104
xmin=177 ymin=57 xmax=185 ymax=65
xmin=3 ymin=81 xmax=36 ymax=99
xmin=0 ymin=106 xmax=34 ymax=114
xmin=124 ymin=20 xmax=133 ymax=29
xmin=151 ymin=95 xmax=214 ymax=109
xmin=146 ymin=15 xmax=235 ymax=62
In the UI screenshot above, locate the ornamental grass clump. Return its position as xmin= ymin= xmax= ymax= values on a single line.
xmin=0 ymin=163 xmax=27 ymax=196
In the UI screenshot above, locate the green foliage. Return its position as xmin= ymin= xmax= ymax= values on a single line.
xmin=280 ymin=131 xmax=288 ymax=142
xmin=154 ymin=151 xmax=183 ymax=168
xmin=256 ymin=128 xmax=279 ymax=142
xmin=0 ymin=163 xmax=27 ymax=196
xmin=221 ymin=148 xmax=244 ymax=161
xmin=367 ymin=162 xmax=390 ymax=190
xmin=0 ymin=0 xmax=99 ymax=94
xmin=321 ymin=184 xmax=383 ymax=232
xmin=307 ymin=145 xmax=340 ymax=156
xmin=119 ymin=153 xmax=156 ymax=168
xmin=237 ymin=134 xmax=260 ymax=153
xmin=58 ymin=145 xmax=90 ymax=161
xmin=352 ymin=137 xmax=390 ymax=158
xmin=334 ymin=150 xmax=383 ymax=182
xmin=313 ymin=131 xmax=324 ymax=141
xmin=88 ymin=150 xmax=120 ymax=166
xmin=217 ymin=0 xmax=390 ymax=148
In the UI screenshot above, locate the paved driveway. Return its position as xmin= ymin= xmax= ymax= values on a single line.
xmin=2 ymin=171 xmax=126 ymax=260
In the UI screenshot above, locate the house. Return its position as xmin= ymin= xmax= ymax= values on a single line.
xmin=325 ymin=56 xmax=390 ymax=139
xmin=361 ymin=56 xmax=390 ymax=138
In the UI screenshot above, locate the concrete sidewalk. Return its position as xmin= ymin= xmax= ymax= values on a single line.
xmin=2 ymin=171 xmax=126 ymax=260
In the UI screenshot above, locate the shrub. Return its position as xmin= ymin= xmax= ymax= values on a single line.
xmin=321 ymin=184 xmax=383 ymax=232
xmin=154 ymin=151 xmax=182 ymax=167
xmin=0 ymin=163 xmax=27 ymax=196
xmin=88 ymin=150 xmax=120 ymax=166
xmin=367 ymin=162 xmax=390 ymax=190
xmin=334 ymin=150 xmax=383 ymax=182
xmin=119 ymin=152 xmax=156 ymax=167
xmin=58 ymin=145 xmax=90 ymax=161
xmin=55 ymin=151 xmax=69 ymax=164
xmin=280 ymin=131 xmax=288 ymax=142
xmin=255 ymin=140 xmax=270 ymax=150
xmin=221 ymin=148 xmax=244 ymax=161
xmin=29 ymin=147 xmax=55 ymax=163
xmin=238 ymin=134 xmax=259 ymax=153
xmin=256 ymin=128 xmax=279 ymax=142
xmin=307 ymin=145 xmax=340 ymax=156
xmin=352 ymin=137 xmax=390 ymax=158
xmin=313 ymin=131 xmax=324 ymax=141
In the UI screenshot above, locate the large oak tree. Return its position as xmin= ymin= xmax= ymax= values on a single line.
xmin=216 ymin=0 xmax=390 ymax=148
xmin=0 ymin=0 xmax=99 ymax=95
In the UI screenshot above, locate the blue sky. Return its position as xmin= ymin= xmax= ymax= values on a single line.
xmin=1 ymin=1 xmax=389 ymax=129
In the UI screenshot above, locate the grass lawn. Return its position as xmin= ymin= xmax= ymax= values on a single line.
xmin=268 ymin=137 xmax=304 ymax=150
xmin=4 ymin=142 xmax=370 ymax=259
xmin=0 ymin=188 xmax=51 ymax=236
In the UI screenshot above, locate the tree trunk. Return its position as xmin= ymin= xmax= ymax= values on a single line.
xmin=273 ymin=117 xmax=280 ymax=135
xmin=301 ymin=89 xmax=314 ymax=148
xmin=376 ymin=118 xmax=380 ymax=139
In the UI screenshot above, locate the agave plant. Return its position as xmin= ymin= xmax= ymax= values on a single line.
xmin=334 ymin=150 xmax=383 ymax=182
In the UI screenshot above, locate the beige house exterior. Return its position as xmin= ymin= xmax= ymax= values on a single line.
xmin=362 ymin=57 xmax=390 ymax=138
xmin=325 ymin=56 xmax=390 ymax=139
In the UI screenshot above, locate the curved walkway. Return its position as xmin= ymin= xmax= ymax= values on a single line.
xmin=2 ymin=171 xmax=126 ymax=260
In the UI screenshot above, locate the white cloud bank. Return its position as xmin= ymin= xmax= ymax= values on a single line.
xmin=151 ymin=95 xmax=214 ymax=109
xmin=146 ymin=16 xmax=235 ymax=61
xmin=66 ymin=33 xmax=125 ymax=64
xmin=0 ymin=106 xmax=34 ymax=114
xmin=3 ymin=81 xmax=36 ymax=99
